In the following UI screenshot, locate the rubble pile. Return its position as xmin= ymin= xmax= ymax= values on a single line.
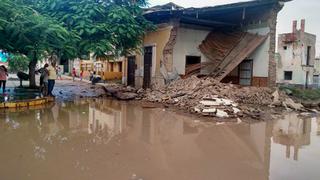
xmin=99 ymin=76 xmax=305 ymax=119
xmin=102 ymin=83 xmax=139 ymax=100
xmin=144 ymin=76 xmax=277 ymax=105
xmin=142 ymin=76 xmax=301 ymax=118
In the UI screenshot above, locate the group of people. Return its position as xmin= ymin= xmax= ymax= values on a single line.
xmin=71 ymin=68 xmax=84 ymax=82
xmin=38 ymin=62 xmax=58 ymax=97
xmin=0 ymin=65 xmax=8 ymax=94
xmin=0 ymin=62 xmax=62 ymax=96
xmin=71 ymin=68 xmax=101 ymax=85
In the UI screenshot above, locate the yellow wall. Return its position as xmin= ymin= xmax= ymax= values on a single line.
xmin=136 ymin=25 xmax=173 ymax=76
xmin=100 ymin=61 xmax=123 ymax=80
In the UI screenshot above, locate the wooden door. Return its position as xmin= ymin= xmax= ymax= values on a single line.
xmin=239 ymin=59 xmax=253 ymax=86
xmin=143 ymin=46 xmax=152 ymax=89
xmin=127 ymin=56 xmax=136 ymax=87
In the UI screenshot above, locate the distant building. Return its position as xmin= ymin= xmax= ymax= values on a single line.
xmin=277 ymin=19 xmax=317 ymax=88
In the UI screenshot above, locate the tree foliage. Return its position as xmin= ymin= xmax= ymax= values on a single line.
xmin=0 ymin=0 xmax=153 ymax=87
xmin=31 ymin=0 xmax=153 ymax=57
xmin=0 ymin=0 xmax=76 ymax=87
xmin=0 ymin=0 xmax=75 ymax=57
xmin=8 ymin=54 xmax=30 ymax=73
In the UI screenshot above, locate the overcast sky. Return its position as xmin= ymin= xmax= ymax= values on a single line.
xmin=148 ymin=0 xmax=320 ymax=56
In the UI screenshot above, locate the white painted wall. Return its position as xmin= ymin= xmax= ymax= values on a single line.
xmin=277 ymin=31 xmax=316 ymax=86
xmin=172 ymin=27 xmax=210 ymax=75
xmin=277 ymin=35 xmax=315 ymax=86
xmin=277 ymin=44 xmax=307 ymax=85
xmin=247 ymin=27 xmax=270 ymax=77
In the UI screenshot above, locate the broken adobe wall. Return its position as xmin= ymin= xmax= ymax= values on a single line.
xmin=133 ymin=24 xmax=173 ymax=88
xmin=267 ymin=5 xmax=283 ymax=88
xmin=245 ymin=3 xmax=282 ymax=88
xmin=247 ymin=25 xmax=270 ymax=87
xmin=162 ymin=23 xmax=178 ymax=72
xmin=172 ymin=25 xmax=211 ymax=75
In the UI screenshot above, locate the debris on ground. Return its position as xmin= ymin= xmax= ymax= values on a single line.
xmin=114 ymin=92 xmax=138 ymax=100
xmin=91 ymin=76 xmax=307 ymax=119
xmin=139 ymin=76 xmax=305 ymax=119
xmin=282 ymin=98 xmax=304 ymax=111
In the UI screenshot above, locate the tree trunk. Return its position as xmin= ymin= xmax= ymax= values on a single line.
xmin=28 ymin=52 xmax=38 ymax=88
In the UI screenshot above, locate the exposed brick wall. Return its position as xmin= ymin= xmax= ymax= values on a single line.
xmin=268 ymin=5 xmax=283 ymax=88
xmin=252 ymin=77 xmax=268 ymax=87
xmin=162 ymin=24 xmax=178 ymax=72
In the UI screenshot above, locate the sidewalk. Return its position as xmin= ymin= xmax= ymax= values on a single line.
xmin=61 ymin=75 xmax=91 ymax=84
xmin=61 ymin=75 xmax=119 ymax=88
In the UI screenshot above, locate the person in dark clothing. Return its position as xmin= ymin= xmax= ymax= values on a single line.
xmin=37 ymin=64 xmax=49 ymax=96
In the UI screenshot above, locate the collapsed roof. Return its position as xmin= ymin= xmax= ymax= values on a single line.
xmin=144 ymin=0 xmax=291 ymax=28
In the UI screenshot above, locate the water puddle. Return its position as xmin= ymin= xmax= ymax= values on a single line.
xmin=0 ymin=88 xmax=40 ymax=102
xmin=0 ymin=99 xmax=319 ymax=180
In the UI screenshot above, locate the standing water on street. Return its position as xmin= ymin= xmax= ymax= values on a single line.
xmin=0 ymin=99 xmax=319 ymax=180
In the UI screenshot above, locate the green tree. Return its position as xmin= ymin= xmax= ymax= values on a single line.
xmin=0 ymin=0 xmax=153 ymax=87
xmin=8 ymin=54 xmax=30 ymax=73
xmin=0 ymin=0 xmax=76 ymax=87
xmin=33 ymin=0 xmax=153 ymax=57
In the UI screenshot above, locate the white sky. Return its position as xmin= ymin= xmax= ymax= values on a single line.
xmin=148 ymin=0 xmax=320 ymax=56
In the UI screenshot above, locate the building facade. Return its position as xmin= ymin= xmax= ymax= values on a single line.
xmin=277 ymin=19 xmax=317 ymax=88
xmin=122 ymin=0 xmax=290 ymax=88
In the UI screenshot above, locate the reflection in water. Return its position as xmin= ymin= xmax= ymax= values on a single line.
xmin=272 ymin=113 xmax=311 ymax=161
xmin=88 ymin=99 xmax=127 ymax=144
xmin=0 ymin=99 xmax=319 ymax=180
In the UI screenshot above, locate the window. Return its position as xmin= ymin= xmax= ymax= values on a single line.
xmin=284 ymin=71 xmax=293 ymax=80
xmin=185 ymin=56 xmax=201 ymax=75
xmin=186 ymin=56 xmax=201 ymax=66
xmin=283 ymin=46 xmax=287 ymax=50
xmin=306 ymin=46 xmax=311 ymax=65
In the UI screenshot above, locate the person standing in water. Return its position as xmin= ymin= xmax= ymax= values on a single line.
xmin=47 ymin=62 xmax=57 ymax=97
xmin=0 ymin=65 xmax=8 ymax=94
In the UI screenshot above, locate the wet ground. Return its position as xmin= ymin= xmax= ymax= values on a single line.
xmin=0 ymin=88 xmax=40 ymax=102
xmin=52 ymin=79 xmax=106 ymax=101
xmin=1 ymin=77 xmax=105 ymax=102
xmin=0 ymin=98 xmax=319 ymax=180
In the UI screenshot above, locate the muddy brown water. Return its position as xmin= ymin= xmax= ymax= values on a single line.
xmin=0 ymin=99 xmax=319 ymax=180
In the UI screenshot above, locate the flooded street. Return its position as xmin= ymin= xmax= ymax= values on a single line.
xmin=0 ymin=99 xmax=319 ymax=180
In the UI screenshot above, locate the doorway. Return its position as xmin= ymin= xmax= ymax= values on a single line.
xmin=143 ymin=46 xmax=153 ymax=89
xmin=127 ymin=56 xmax=136 ymax=87
xmin=239 ymin=59 xmax=253 ymax=86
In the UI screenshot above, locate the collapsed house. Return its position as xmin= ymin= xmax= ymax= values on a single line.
xmin=122 ymin=0 xmax=291 ymax=88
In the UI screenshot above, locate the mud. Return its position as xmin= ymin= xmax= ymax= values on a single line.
xmin=0 ymin=98 xmax=319 ymax=180
xmin=53 ymin=80 xmax=106 ymax=101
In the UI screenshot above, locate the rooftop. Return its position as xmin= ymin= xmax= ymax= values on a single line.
xmin=144 ymin=0 xmax=291 ymax=28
